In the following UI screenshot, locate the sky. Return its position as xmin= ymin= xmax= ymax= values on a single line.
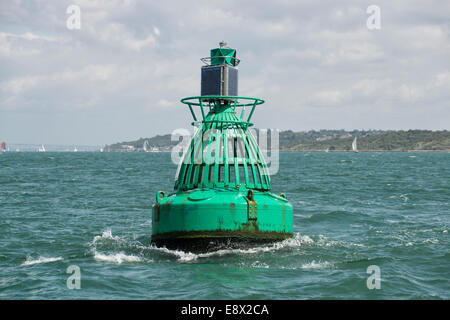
xmin=0 ymin=0 xmax=449 ymax=146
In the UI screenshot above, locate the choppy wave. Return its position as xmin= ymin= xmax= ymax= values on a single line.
xmin=304 ymin=210 xmax=369 ymax=223
xmin=89 ymin=230 xmax=359 ymax=265
xmin=89 ymin=230 xmax=332 ymax=263
xmin=250 ymin=261 xmax=270 ymax=269
xmin=146 ymin=233 xmax=342 ymax=262
xmin=93 ymin=229 xmax=121 ymax=243
xmin=93 ymin=250 xmax=143 ymax=264
xmin=90 ymin=229 xmax=147 ymax=264
xmin=301 ymin=260 xmax=333 ymax=269
xmin=423 ymin=238 xmax=439 ymax=244
xmin=3 ymin=152 xmax=449 ymax=299
xmin=21 ymin=256 xmax=63 ymax=266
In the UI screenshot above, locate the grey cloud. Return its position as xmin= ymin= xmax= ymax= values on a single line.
xmin=0 ymin=0 xmax=449 ymax=145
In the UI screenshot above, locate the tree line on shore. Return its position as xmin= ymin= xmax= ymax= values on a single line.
xmin=105 ymin=129 xmax=450 ymax=152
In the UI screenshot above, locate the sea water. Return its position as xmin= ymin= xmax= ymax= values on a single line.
xmin=0 ymin=152 xmax=448 ymax=299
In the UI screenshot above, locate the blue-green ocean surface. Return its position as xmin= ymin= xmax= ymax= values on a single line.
xmin=0 ymin=152 xmax=448 ymax=299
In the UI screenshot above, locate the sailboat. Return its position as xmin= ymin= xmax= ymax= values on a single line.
xmin=38 ymin=145 xmax=46 ymax=152
xmin=73 ymin=147 xmax=78 ymax=152
xmin=352 ymin=137 xmax=358 ymax=152
xmin=143 ymin=140 xmax=149 ymax=152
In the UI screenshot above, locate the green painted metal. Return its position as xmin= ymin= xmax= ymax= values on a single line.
xmin=210 ymin=48 xmax=237 ymax=66
xmin=175 ymin=97 xmax=269 ymax=191
xmin=152 ymin=189 xmax=293 ymax=240
xmin=151 ymin=44 xmax=293 ymax=249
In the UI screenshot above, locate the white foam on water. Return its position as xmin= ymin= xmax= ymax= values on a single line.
xmin=316 ymin=234 xmax=339 ymax=247
xmin=90 ymin=230 xmax=150 ymax=264
xmin=301 ymin=260 xmax=333 ymax=269
xmin=148 ymin=245 xmax=199 ymax=262
xmin=149 ymin=233 xmax=319 ymax=262
xmin=387 ymin=219 xmax=400 ymax=224
xmin=93 ymin=229 xmax=120 ymax=242
xmin=423 ymin=238 xmax=439 ymax=244
xmin=251 ymin=261 xmax=269 ymax=269
xmin=93 ymin=250 xmax=143 ymax=264
xmin=92 ymin=231 xmax=348 ymax=264
xmin=21 ymin=256 xmax=63 ymax=266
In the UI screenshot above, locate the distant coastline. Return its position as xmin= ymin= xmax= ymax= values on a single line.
xmin=103 ymin=130 xmax=450 ymax=153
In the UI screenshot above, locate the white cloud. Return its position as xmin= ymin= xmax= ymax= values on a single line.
xmin=156 ymin=99 xmax=174 ymax=109
xmin=310 ymin=90 xmax=347 ymax=106
xmin=1 ymin=64 xmax=120 ymax=94
xmin=0 ymin=32 xmax=49 ymax=57
xmin=0 ymin=0 xmax=449 ymax=144
xmin=85 ymin=22 xmax=157 ymax=51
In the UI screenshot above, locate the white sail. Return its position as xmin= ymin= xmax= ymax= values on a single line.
xmin=352 ymin=137 xmax=358 ymax=152
xmin=38 ymin=144 xmax=46 ymax=152
xmin=143 ymin=140 xmax=149 ymax=152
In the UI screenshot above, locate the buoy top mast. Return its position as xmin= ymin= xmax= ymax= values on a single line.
xmin=176 ymin=42 xmax=271 ymax=192
xmin=151 ymin=42 xmax=294 ymax=251
xmin=200 ymin=41 xmax=239 ymax=99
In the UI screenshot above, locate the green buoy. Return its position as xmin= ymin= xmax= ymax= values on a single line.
xmin=151 ymin=42 xmax=293 ymax=251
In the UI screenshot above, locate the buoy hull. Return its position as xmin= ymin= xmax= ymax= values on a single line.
xmin=151 ymin=188 xmax=293 ymax=252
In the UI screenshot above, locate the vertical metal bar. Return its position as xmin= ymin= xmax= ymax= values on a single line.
xmin=247 ymin=129 xmax=271 ymax=190
xmin=199 ymin=98 xmax=206 ymax=120
xmin=223 ymin=65 xmax=228 ymax=96
xmin=188 ymin=103 xmax=197 ymax=121
xmin=203 ymin=115 xmax=216 ymax=188
xmin=223 ymin=119 xmax=229 ymax=185
xmin=214 ymin=130 xmax=222 ymax=186
xmin=237 ymin=128 xmax=250 ymax=186
xmin=198 ymin=125 xmax=208 ymax=188
xmin=240 ymin=105 xmax=246 ymax=120
xmin=243 ymin=134 xmax=258 ymax=189
xmin=233 ymin=133 xmax=239 ymax=185
xmin=247 ymin=100 xmax=257 ymax=122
